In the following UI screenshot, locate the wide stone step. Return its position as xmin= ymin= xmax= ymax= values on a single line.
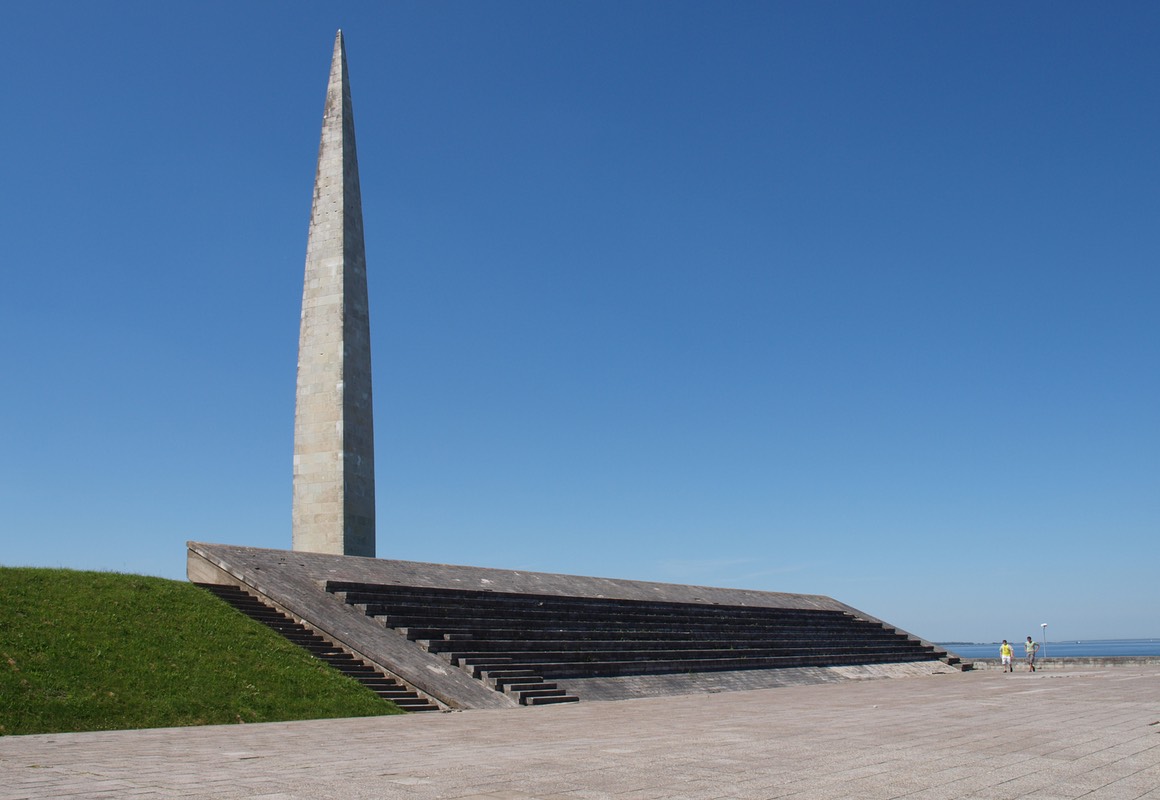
xmin=402 ymin=625 xmax=865 ymax=643
xmin=453 ymin=644 xmax=929 ymax=668
xmin=362 ymin=605 xmax=856 ymax=630
xmin=360 ymin=682 xmax=408 ymax=693
xmin=475 ymin=663 xmax=538 ymax=677
xmin=332 ymin=585 xmax=847 ymax=622
xmin=263 ymin=620 xmax=310 ymax=630
xmin=526 ymin=695 xmax=581 ymax=705
xmin=449 ymin=642 xmax=930 ymax=659
xmin=375 ymin=687 xmax=422 ymax=698
xmin=457 ymin=658 xmax=514 ymax=677
xmin=503 ymin=681 xmax=561 ymax=693
xmin=512 ymin=687 xmax=569 ymax=699
xmin=476 ymin=668 xmax=539 ymax=682
xmin=517 ymin=689 xmax=577 ymax=705
xmin=383 ymin=616 xmax=870 ymax=638
xmin=426 ymin=634 xmax=912 ymax=655
xmin=338 ymin=587 xmax=843 ymax=613
xmin=372 ymin=605 xmax=847 ymax=630
xmin=286 ymin=634 xmax=329 ymax=645
xmin=331 ymin=666 xmax=386 ymax=679
xmin=388 ymin=698 xmax=441 ymax=711
xmin=488 ymin=673 xmax=549 ymax=689
xmin=521 ymin=651 xmax=932 ymax=678
xmin=413 ymin=625 xmax=902 ymax=645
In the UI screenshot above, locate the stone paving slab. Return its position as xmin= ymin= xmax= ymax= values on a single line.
xmin=3 ymin=666 xmax=1159 ymax=800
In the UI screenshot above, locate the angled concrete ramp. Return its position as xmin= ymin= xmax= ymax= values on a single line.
xmin=188 ymin=542 xmax=960 ymax=710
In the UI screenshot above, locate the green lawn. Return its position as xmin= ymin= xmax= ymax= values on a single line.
xmin=0 ymin=567 xmax=403 ymax=735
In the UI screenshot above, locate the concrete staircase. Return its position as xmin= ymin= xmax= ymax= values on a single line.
xmin=327 ymin=582 xmax=956 ymax=703
xmin=197 ymin=583 xmax=440 ymax=712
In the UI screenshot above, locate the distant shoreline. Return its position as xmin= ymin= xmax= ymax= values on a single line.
xmin=940 ymin=638 xmax=1160 ymax=659
xmin=964 ymin=655 xmax=1160 ymax=670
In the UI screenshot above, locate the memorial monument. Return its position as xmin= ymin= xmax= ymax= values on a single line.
xmin=188 ymin=33 xmax=961 ymax=712
xmin=291 ymin=30 xmax=376 ymax=558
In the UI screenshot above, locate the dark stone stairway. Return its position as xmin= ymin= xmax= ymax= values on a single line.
xmin=326 ymin=582 xmax=958 ymax=704
xmin=197 ymin=583 xmax=440 ymax=712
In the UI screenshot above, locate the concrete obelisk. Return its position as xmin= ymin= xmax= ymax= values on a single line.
xmin=292 ymin=30 xmax=375 ymax=557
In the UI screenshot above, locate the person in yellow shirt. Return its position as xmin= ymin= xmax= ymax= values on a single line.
xmin=1000 ymin=640 xmax=1014 ymax=672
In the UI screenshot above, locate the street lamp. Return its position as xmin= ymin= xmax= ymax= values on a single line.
xmin=1041 ymin=622 xmax=1048 ymax=660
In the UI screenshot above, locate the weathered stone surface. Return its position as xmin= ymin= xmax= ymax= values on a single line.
xmin=187 ymin=542 xmax=957 ymax=709
xmin=292 ymin=31 xmax=375 ymax=558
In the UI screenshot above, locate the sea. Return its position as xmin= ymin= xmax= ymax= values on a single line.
xmin=939 ymin=638 xmax=1160 ymax=660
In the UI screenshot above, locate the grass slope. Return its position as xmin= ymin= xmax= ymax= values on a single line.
xmin=0 ymin=567 xmax=403 ymax=735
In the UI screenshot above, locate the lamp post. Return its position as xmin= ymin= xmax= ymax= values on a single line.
xmin=1041 ymin=622 xmax=1048 ymax=660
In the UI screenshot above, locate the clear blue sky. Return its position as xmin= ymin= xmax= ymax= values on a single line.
xmin=2 ymin=3 xmax=1157 ymax=644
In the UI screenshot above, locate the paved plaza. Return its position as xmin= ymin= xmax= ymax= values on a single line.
xmin=3 ymin=666 xmax=1159 ymax=800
